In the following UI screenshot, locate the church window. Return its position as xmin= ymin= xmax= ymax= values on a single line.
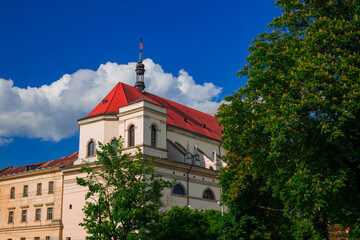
xmin=111 ymin=139 xmax=116 ymax=147
xmin=172 ymin=184 xmax=185 ymax=195
xmin=203 ymin=189 xmax=215 ymax=200
xmin=151 ymin=125 xmax=156 ymax=147
xmin=129 ymin=125 xmax=135 ymax=147
xmin=87 ymin=140 xmax=95 ymax=157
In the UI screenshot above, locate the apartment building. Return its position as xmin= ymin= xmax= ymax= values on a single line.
xmin=0 ymin=153 xmax=77 ymax=240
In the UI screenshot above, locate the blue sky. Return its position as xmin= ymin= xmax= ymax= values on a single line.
xmin=0 ymin=0 xmax=281 ymax=168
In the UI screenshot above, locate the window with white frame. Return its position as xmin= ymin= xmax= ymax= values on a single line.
xmin=88 ymin=140 xmax=95 ymax=156
xmin=151 ymin=125 xmax=156 ymax=147
xmin=129 ymin=125 xmax=135 ymax=147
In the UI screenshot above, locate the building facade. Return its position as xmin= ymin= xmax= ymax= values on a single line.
xmin=0 ymin=153 xmax=77 ymax=240
xmin=61 ymin=57 xmax=226 ymax=239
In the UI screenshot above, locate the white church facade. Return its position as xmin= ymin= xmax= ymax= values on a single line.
xmin=0 ymin=53 xmax=226 ymax=240
xmin=61 ymin=56 xmax=226 ymax=239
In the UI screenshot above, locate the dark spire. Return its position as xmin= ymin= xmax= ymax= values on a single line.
xmin=135 ymin=38 xmax=145 ymax=92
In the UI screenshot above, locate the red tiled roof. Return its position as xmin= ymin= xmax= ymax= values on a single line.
xmin=81 ymin=82 xmax=222 ymax=140
xmin=0 ymin=152 xmax=78 ymax=178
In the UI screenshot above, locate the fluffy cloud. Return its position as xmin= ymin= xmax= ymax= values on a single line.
xmin=0 ymin=59 xmax=222 ymax=142
xmin=0 ymin=137 xmax=13 ymax=147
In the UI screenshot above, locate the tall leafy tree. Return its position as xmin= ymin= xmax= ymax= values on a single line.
xmin=77 ymin=138 xmax=174 ymax=240
xmin=217 ymin=0 xmax=360 ymax=238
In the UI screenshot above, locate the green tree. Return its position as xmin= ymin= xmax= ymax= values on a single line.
xmin=77 ymin=138 xmax=174 ymax=240
xmin=149 ymin=206 xmax=243 ymax=240
xmin=150 ymin=206 xmax=211 ymax=240
xmin=217 ymin=0 xmax=360 ymax=238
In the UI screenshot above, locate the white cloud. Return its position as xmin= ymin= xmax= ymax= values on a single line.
xmin=0 ymin=59 xmax=222 ymax=142
xmin=0 ymin=137 xmax=13 ymax=147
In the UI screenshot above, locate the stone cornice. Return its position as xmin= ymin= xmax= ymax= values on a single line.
xmin=62 ymin=155 xmax=219 ymax=179
xmin=0 ymin=223 xmax=62 ymax=232
xmin=77 ymin=113 xmax=118 ymax=126
xmin=117 ymin=104 xmax=168 ymax=119
xmin=153 ymin=157 xmax=219 ymax=179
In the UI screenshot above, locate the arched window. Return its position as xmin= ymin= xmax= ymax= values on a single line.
xmin=151 ymin=125 xmax=156 ymax=147
xmin=129 ymin=125 xmax=135 ymax=147
xmin=172 ymin=184 xmax=185 ymax=195
xmin=203 ymin=189 xmax=215 ymax=200
xmin=111 ymin=139 xmax=116 ymax=147
xmin=87 ymin=140 xmax=95 ymax=157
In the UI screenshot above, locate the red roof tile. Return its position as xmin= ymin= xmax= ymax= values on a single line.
xmin=82 ymin=82 xmax=222 ymax=140
xmin=0 ymin=152 xmax=78 ymax=178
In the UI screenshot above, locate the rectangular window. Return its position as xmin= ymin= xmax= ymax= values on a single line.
xmin=8 ymin=211 xmax=14 ymax=223
xmin=34 ymin=238 xmax=40 ymax=240
xmin=47 ymin=207 xmax=53 ymax=220
xmin=10 ymin=187 xmax=15 ymax=199
xmin=23 ymin=185 xmax=28 ymax=197
xmin=48 ymin=181 xmax=54 ymax=194
xmin=35 ymin=208 xmax=41 ymax=221
xmin=21 ymin=238 xmax=25 ymax=240
xmin=36 ymin=183 xmax=42 ymax=195
xmin=21 ymin=210 xmax=27 ymax=222
xmin=46 ymin=237 xmax=50 ymax=240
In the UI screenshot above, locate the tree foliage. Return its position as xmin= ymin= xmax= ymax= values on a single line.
xmin=77 ymin=138 xmax=174 ymax=240
xmin=149 ymin=206 xmax=245 ymax=240
xmin=150 ymin=206 xmax=214 ymax=240
xmin=217 ymin=0 xmax=360 ymax=238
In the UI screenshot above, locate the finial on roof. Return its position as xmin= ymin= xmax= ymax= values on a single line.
xmin=135 ymin=38 xmax=145 ymax=92
xmin=139 ymin=37 xmax=143 ymax=62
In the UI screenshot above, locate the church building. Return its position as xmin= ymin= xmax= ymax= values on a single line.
xmin=0 ymin=48 xmax=226 ymax=240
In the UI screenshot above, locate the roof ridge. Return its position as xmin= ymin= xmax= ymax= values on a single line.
xmin=120 ymin=82 xmax=130 ymax=104
xmin=104 ymin=82 xmax=121 ymax=113
xmin=144 ymin=92 xmax=217 ymax=118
